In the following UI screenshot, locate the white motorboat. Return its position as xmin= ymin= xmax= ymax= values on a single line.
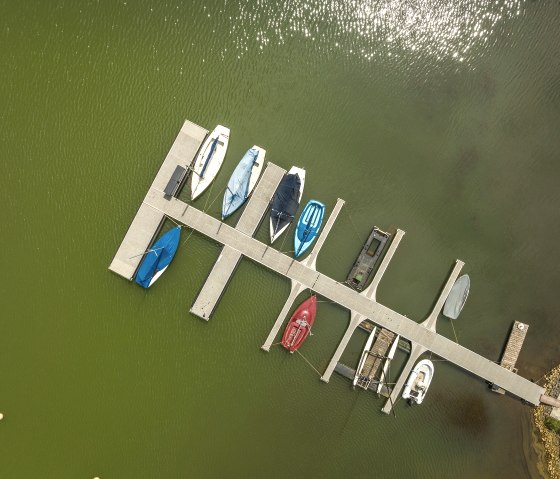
xmin=402 ymin=359 xmax=434 ymax=405
xmin=191 ymin=125 xmax=230 ymax=200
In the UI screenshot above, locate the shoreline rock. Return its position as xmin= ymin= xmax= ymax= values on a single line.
xmin=533 ymin=365 xmax=560 ymax=479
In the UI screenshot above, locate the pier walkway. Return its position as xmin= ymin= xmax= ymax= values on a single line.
xmin=189 ymin=162 xmax=285 ymax=320
xmin=109 ymin=119 xmax=546 ymax=410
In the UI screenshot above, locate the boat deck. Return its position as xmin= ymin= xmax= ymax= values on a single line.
xmin=356 ymin=329 xmax=396 ymax=390
xmin=346 ymin=227 xmax=391 ymax=291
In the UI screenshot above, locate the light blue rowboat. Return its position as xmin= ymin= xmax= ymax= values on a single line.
xmin=294 ymin=200 xmax=326 ymax=258
xmin=222 ymin=146 xmax=265 ymax=219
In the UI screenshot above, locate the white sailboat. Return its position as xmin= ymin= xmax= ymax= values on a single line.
xmin=191 ymin=125 xmax=230 ymax=200
xmin=352 ymin=326 xmax=377 ymax=387
xmin=376 ymin=334 xmax=399 ymax=394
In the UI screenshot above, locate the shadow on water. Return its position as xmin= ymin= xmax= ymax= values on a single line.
xmin=439 ymin=392 xmax=489 ymax=436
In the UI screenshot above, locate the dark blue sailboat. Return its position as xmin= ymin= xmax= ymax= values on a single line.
xmin=135 ymin=226 xmax=181 ymax=288
xmin=294 ymin=200 xmax=325 ymax=257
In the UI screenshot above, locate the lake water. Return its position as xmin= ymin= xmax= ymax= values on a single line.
xmin=1 ymin=1 xmax=560 ymax=477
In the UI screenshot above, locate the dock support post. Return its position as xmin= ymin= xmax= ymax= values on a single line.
xmin=261 ymin=281 xmax=306 ymax=351
xmin=381 ymin=342 xmax=426 ymax=414
xmin=301 ymin=198 xmax=345 ymax=270
xmin=421 ymin=259 xmax=464 ymax=332
xmin=320 ymin=310 xmax=363 ymax=383
xmin=364 ymin=229 xmax=405 ymax=301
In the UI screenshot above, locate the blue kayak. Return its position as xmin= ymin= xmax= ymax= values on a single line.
xmin=294 ymin=200 xmax=326 ymax=258
xmin=135 ymin=226 xmax=181 ymax=288
xmin=222 ymin=146 xmax=264 ymax=219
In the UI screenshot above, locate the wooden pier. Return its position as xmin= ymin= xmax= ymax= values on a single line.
xmin=109 ymin=119 xmax=547 ymax=413
xmin=491 ymin=321 xmax=529 ymax=394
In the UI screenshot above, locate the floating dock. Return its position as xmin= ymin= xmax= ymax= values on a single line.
xmin=109 ymin=119 xmax=549 ymax=413
xmin=189 ymin=163 xmax=285 ymax=320
xmin=109 ymin=120 xmax=208 ymax=280
xmin=492 ymin=321 xmax=529 ymax=394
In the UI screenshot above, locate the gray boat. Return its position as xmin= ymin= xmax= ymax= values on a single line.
xmin=443 ymin=274 xmax=470 ymax=319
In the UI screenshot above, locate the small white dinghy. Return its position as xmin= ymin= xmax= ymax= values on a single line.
xmin=191 ymin=125 xmax=230 ymax=200
xmin=402 ymin=359 xmax=434 ymax=405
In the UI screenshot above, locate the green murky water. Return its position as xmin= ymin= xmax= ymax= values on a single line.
xmin=1 ymin=1 xmax=560 ymax=477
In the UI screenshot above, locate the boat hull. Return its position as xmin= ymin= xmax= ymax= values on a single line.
xmin=270 ymin=166 xmax=306 ymax=244
xmin=222 ymin=146 xmax=265 ymax=219
xmin=402 ymin=359 xmax=434 ymax=404
xmin=377 ymin=334 xmax=399 ymax=394
xmin=135 ymin=226 xmax=181 ymax=289
xmin=443 ymin=274 xmax=470 ymax=319
xmin=191 ymin=125 xmax=230 ymax=200
xmin=281 ymin=295 xmax=317 ymax=352
xmin=353 ymin=326 xmax=377 ymax=387
xmin=294 ymin=200 xmax=325 ymax=258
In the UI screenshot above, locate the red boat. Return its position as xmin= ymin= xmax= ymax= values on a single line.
xmin=281 ymin=295 xmax=317 ymax=352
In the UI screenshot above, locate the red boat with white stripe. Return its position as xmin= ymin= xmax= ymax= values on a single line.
xmin=281 ymin=295 xmax=317 ymax=352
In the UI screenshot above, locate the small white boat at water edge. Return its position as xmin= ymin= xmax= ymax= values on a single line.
xmin=191 ymin=125 xmax=230 ymax=200
xmin=352 ymin=326 xmax=377 ymax=387
xmin=402 ymin=359 xmax=434 ymax=405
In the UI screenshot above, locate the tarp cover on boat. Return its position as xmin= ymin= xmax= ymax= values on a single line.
xmin=443 ymin=274 xmax=470 ymax=319
xmin=222 ymin=148 xmax=259 ymax=218
xmin=271 ymin=173 xmax=301 ymax=231
xmin=135 ymin=226 xmax=181 ymax=288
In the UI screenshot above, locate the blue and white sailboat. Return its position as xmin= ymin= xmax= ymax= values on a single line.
xmin=294 ymin=200 xmax=325 ymax=257
xmin=222 ymin=146 xmax=265 ymax=219
xmin=135 ymin=226 xmax=181 ymax=288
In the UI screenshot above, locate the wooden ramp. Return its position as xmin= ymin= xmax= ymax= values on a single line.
xmin=492 ymin=321 xmax=529 ymax=394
